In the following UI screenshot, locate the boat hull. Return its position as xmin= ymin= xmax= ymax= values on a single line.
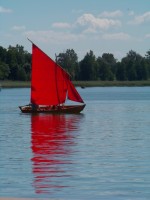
xmin=19 ymin=104 xmax=86 ymax=114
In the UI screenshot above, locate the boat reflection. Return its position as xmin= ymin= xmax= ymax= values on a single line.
xmin=31 ymin=114 xmax=83 ymax=194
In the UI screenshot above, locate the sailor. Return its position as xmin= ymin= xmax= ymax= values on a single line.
xmin=31 ymin=103 xmax=38 ymax=111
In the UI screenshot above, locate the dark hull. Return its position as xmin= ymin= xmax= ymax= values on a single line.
xmin=19 ymin=104 xmax=86 ymax=114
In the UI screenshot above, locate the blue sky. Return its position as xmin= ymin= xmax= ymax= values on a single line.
xmin=0 ymin=0 xmax=150 ymax=60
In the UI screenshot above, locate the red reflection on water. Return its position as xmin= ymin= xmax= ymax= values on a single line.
xmin=31 ymin=114 xmax=82 ymax=194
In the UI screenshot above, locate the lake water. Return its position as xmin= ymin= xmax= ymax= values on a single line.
xmin=0 ymin=87 xmax=150 ymax=199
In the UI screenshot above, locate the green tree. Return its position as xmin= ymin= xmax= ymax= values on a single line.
xmin=102 ymin=53 xmax=117 ymax=76
xmin=79 ymin=50 xmax=98 ymax=80
xmin=116 ymin=62 xmax=127 ymax=81
xmin=6 ymin=46 xmax=17 ymax=66
xmin=0 ymin=46 xmax=7 ymax=63
xmin=23 ymin=63 xmax=31 ymax=80
xmin=2 ymin=44 xmax=32 ymax=81
xmin=145 ymin=50 xmax=150 ymax=60
xmin=145 ymin=50 xmax=150 ymax=78
xmin=128 ymin=64 xmax=137 ymax=80
xmin=15 ymin=45 xmax=25 ymax=65
xmin=121 ymin=50 xmax=143 ymax=80
xmin=0 ymin=62 xmax=10 ymax=80
xmin=17 ymin=67 xmax=27 ymax=81
xmin=9 ymin=64 xmax=19 ymax=80
xmin=56 ymin=49 xmax=79 ymax=80
xmin=136 ymin=59 xmax=148 ymax=80
xmin=97 ymin=56 xmax=114 ymax=81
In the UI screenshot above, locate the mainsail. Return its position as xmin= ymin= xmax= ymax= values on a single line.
xmin=31 ymin=44 xmax=84 ymax=106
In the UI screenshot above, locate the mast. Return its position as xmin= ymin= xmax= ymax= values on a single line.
xmin=27 ymin=38 xmax=34 ymax=44
xmin=55 ymin=54 xmax=60 ymax=105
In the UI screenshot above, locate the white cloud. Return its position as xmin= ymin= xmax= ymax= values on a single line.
xmin=99 ymin=10 xmax=123 ymax=18
xmin=12 ymin=25 xmax=26 ymax=31
xmin=129 ymin=11 xmax=150 ymax=24
xmin=0 ymin=6 xmax=12 ymax=13
xmin=23 ymin=13 xmax=126 ymax=47
xmin=24 ymin=30 xmax=84 ymax=44
xmin=52 ymin=22 xmax=71 ymax=29
xmin=102 ymin=32 xmax=130 ymax=40
xmin=82 ymin=27 xmax=97 ymax=34
xmin=145 ymin=34 xmax=150 ymax=38
xmin=76 ymin=13 xmax=121 ymax=30
xmin=128 ymin=10 xmax=134 ymax=16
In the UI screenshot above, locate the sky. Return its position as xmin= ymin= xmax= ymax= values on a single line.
xmin=0 ymin=0 xmax=150 ymax=61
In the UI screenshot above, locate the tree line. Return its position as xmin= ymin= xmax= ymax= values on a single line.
xmin=0 ymin=44 xmax=150 ymax=81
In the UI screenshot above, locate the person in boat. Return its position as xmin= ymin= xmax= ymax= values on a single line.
xmin=31 ymin=103 xmax=39 ymax=111
xmin=52 ymin=105 xmax=58 ymax=110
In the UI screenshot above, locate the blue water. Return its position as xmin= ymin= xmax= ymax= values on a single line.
xmin=0 ymin=87 xmax=150 ymax=199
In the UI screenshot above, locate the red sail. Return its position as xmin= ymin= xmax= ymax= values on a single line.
xmin=67 ymin=80 xmax=84 ymax=103
xmin=31 ymin=44 xmax=84 ymax=105
xmin=31 ymin=44 xmax=69 ymax=105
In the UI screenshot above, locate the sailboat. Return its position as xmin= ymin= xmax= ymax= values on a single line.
xmin=19 ymin=41 xmax=86 ymax=114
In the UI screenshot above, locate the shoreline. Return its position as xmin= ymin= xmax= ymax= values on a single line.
xmin=1 ymin=80 xmax=150 ymax=88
